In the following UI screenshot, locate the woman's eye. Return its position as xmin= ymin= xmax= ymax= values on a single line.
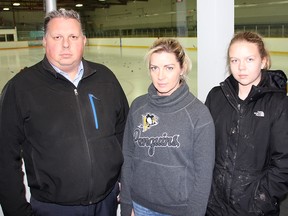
xmin=150 ymin=66 xmax=158 ymax=71
xmin=230 ymin=59 xmax=238 ymax=64
xmin=166 ymin=67 xmax=174 ymax=71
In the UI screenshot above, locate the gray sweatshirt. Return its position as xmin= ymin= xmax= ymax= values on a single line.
xmin=120 ymin=82 xmax=215 ymax=216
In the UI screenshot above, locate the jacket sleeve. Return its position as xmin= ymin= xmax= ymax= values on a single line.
xmin=204 ymin=87 xmax=218 ymax=111
xmin=187 ymin=106 xmax=215 ymax=216
xmin=0 ymin=82 xmax=33 ymax=216
xmin=255 ymin=96 xmax=288 ymax=213
xmin=114 ymin=80 xmax=129 ymax=147
xmin=120 ymin=110 xmax=134 ymax=216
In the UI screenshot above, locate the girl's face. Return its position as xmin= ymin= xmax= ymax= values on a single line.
xmin=229 ymin=41 xmax=267 ymax=89
xmin=149 ymin=51 xmax=184 ymax=96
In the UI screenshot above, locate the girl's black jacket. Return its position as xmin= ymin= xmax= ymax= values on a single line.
xmin=205 ymin=70 xmax=288 ymax=216
xmin=0 ymin=56 xmax=129 ymax=216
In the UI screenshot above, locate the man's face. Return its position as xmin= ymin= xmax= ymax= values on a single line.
xmin=43 ymin=17 xmax=86 ymax=73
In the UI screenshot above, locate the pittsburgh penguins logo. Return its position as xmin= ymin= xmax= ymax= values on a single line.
xmin=141 ymin=113 xmax=158 ymax=132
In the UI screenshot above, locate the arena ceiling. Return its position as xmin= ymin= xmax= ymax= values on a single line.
xmin=0 ymin=0 xmax=287 ymax=12
xmin=0 ymin=0 xmax=149 ymax=11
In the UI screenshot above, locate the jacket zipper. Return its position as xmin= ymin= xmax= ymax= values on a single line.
xmin=88 ymin=94 xmax=99 ymax=129
xmin=74 ymin=88 xmax=94 ymax=204
xmin=226 ymin=102 xmax=241 ymax=205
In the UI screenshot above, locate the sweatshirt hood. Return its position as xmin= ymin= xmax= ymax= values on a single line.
xmin=147 ymin=82 xmax=195 ymax=113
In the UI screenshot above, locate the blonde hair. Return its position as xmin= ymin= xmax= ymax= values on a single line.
xmin=145 ymin=38 xmax=192 ymax=81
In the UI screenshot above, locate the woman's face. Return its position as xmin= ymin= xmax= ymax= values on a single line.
xmin=229 ymin=41 xmax=266 ymax=89
xmin=149 ymin=51 xmax=183 ymax=96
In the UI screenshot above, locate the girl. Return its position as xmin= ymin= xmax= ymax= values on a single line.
xmin=205 ymin=31 xmax=288 ymax=216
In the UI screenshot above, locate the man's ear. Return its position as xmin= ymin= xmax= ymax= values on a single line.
xmin=42 ymin=37 xmax=46 ymax=47
xmin=83 ymin=35 xmax=87 ymax=46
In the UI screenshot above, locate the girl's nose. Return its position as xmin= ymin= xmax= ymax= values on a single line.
xmin=239 ymin=60 xmax=246 ymax=70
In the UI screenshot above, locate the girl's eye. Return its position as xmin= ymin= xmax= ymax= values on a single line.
xmin=247 ymin=58 xmax=254 ymax=62
xmin=230 ymin=59 xmax=238 ymax=64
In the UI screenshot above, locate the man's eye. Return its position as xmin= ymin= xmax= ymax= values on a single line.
xmin=70 ymin=35 xmax=79 ymax=40
xmin=53 ymin=36 xmax=62 ymax=40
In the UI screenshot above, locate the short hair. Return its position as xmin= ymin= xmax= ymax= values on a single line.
xmin=145 ymin=38 xmax=192 ymax=81
xmin=227 ymin=31 xmax=271 ymax=71
xmin=43 ymin=8 xmax=83 ymax=36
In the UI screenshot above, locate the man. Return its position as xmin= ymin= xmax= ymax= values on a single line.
xmin=0 ymin=8 xmax=129 ymax=216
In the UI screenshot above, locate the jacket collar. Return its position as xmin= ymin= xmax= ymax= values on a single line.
xmin=221 ymin=70 xmax=287 ymax=103
xmin=41 ymin=55 xmax=97 ymax=79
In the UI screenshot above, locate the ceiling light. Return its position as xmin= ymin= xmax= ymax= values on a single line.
xmin=76 ymin=4 xmax=83 ymax=7
xmin=3 ymin=7 xmax=10 ymax=10
xmin=99 ymin=0 xmax=106 ymax=2
xmin=13 ymin=3 xmax=21 ymax=6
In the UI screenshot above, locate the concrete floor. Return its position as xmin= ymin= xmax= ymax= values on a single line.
xmin=0 ymin=46 xmax=288 ymax=215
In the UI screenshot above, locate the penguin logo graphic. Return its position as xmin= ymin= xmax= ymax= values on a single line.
xmin=141 ymin=113 xmax=158 ymax=132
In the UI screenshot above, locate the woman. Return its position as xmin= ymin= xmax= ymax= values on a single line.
xmin=205 ymin=31 xmax=288 ymax=216
xmin=120 ymin=38 xmax=215 ymax=216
